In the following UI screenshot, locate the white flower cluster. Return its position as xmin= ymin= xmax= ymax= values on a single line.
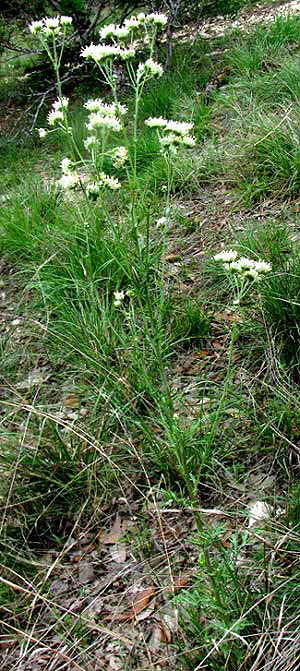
xmin=46 ymin=97 xmax=69 ymax=126
xmin=137 ymin=58 xmax=163 ymax=80
xmin=113 ymin=288 xmax=134 ymax=306
xmin=81 ymin=43 xmax=135 ymax=63
xmin=87 ymin=113 xmax=121 ymax=132
xmin=98 ymin=172 xmax=121 ymax=190
xmin=156 ymin=216 xmax=167 ymax=227
xmin=57 ymin=157 xmax=80 ymax=190
xmin=85 ymin=171 xmax=121 ymax=198
xmin=160 ymin=133 xmax=195 ymax=149
xmin=84 ymin=99 xmax=127 ymax=117
xmin=144 ymin=117 xmax=167 ymax=128
xmin=214 ymin=250 xmax=272 ymax=279
xmin=113 ymin=290 xmax=125 ymax=306
xmin=112 ymin=146 xmax=128 ymax=168
xmin=84 ymin=135 xmax=98 ymax=150
xmin=84 ymin=99 xmax=126 ymax=152
xmin=99 ymin=12 xmax=167 ymax=42
xmin=58 ymin=173 xmax=80 ymax=190
xmin=145 ymin=12 xmax=168 ymax=25
xmin=100 ymin=24 xmax=131 ymax=41
xmin=29 ymin=15 xmax=72 ymax=37
xmin=38 ymin=98 xmax=69 ymax=137
xmin=86 ymin=182 xmax=100 ymax=199
xmin=145 ymin=116 xmax=195 ymax=150
xmin=214 ymin=249 xmax=237 ymax=263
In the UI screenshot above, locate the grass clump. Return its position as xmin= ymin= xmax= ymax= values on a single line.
xmin=262 ymin=256 xmax=300 ymax=376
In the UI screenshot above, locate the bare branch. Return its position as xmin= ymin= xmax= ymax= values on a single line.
xmin=45 ymin=0 xmax=61 ymax=9
xmin=84 ymin=0 xmax=107 ymax=37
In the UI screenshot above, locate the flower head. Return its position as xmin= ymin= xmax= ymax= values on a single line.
xmin=145 ymin=12 xmax=168 ymax=26
xmin=53 ymin=97 xmax=69 ymax=111
xmin=57 ymin=173 xmax=80 ymax=190
xmin=118 ymin=48 xmax=135 ymax=61
xmin=214 ymin=251 xmax=272 ymax=280
xmin=86 ymin=113 xmax=121 ymax=132
xmin=81 ymin=43 xmax=121 ymax=62
xmin=84 ymin=135 xmax=98 ymax=150
xmin=29 ymin=19 xmax=44 ymax=35
xmin=112 ymin=146 xmax=128 ymax=168
xmin=159 ymin=133 xmax=195 ymax=149
xmin=84 ymin=99 xmax=127 ymax=117
xmin=113 ymin=290 xmax=125 ymax=306
xmin=47 ymin=109 xmax=64 ymax=126
xmin=37 ymin=128 xmax=47 ymax=138
xmin=156 ymin=216 xmax=167 ymax=227
xmin=29 ymin=15 xmax=72 ymax=37
xmin=99 ymin=23 xmax=117 ymax=40
xmin=61 ymin=157 xmax=73 ymax=174
xmin=137 ymin=59 xmax=163 ymax=80
xmin=145 ymin=117 xmax=168 ymax=129
xmin=254 ymin=260 xmax=272 ymax=273
xmin=86 ymin=182 xmax=100 ymax=199
xmin=43 ymin=16 xmax=60 ymax=36
xmin=125 ymin=15 xmax=142 ymax=30
xmin=99 ymin=172 xmax=121 ymax=190
xmin=60 ymin=15 xmax=73 ymax=25
xmin=214 ymin=250 xmax=238 ymax=263
xmin=165 ymin=120 xmax=194 ymax=135
xmin=245 ymin=268 xmax=259 ymax=279
xmin=238 ymin=257 xmax=255 ymax=270
xmin=114 ymin=26 xmax=131 ymax=40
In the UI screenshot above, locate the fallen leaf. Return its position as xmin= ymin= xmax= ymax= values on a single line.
xmin=132 ymin=585 xmax=155 ymax=617
xmin=212 ymin=339 xmax=223 ymax=350
xmin=159 ymin=621 xmax=172 ymax=643
xmin=162 ymin=608 xmax=178 ymax=634
xmin=101 ymin=514 xmax=127 ymax=545
xmin=78 ymin=562 xmax=94 ymax=584
xmin=135 ymin=604 xmax=155 ymax=622
xmin=50 ymin=579 xmax=69 ymax=595
xmin=63 ymin=394 xmax=80 ymax=408
xmin=198 ymin=349 xmax=210 ymax=358
xmin=148 ymin=625 xmax=162 ymax=653
xmin=110 ymin=543 xmax=127 ymax=563
xmin=163 ymin=253 xmax=181 ymax=262
xmin=104 ymin=585 xmax=155 ymax=622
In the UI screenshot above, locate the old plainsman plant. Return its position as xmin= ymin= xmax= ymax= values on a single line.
xmin=29 ymin=12 xmax=196 ymax=220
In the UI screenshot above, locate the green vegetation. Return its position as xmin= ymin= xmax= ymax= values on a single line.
xmin=1 ymin=3 xmax=300 ymax=670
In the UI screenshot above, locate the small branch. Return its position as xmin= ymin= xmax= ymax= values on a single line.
xmin=29 ymin=88 xmax=50 ymax=134
xmin=83 ymin=0 xmax=106 ymax=38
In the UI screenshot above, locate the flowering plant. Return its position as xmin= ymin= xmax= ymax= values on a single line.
xmin=30 ymin=10 xmax=196 ymax=252
xmin=214 ymin=250 xmax=271 ymax=305
xmin=31 ymin=12 xmax=169 ymax=200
